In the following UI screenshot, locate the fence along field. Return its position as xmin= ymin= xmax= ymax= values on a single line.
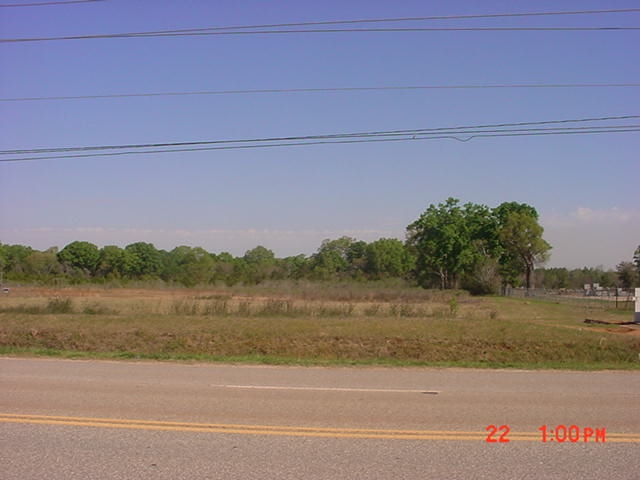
xmin=0 ymin=285 xmax=638 ymax=369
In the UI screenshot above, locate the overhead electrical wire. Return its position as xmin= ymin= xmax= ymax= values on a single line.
xmin=104 ymin=8 xmax=640 ymax=32
xmin=4 ymin=115 xmax=637 ymax=154
xmin=2 ymin=83 xmax=640 ymax=102
xmin=3 ymin=26 xmax=639 ymax=43
xmin=1 ymin=115 xmax=638 ymax=163
xmin=1 ymin=8 xmax=639 ymax=43
xmin=0 ymin=0 xmax=104 ymax=7
xmin=2 ymin=127 xmax=639 ymax=163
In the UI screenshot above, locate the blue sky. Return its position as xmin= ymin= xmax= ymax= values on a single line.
xmin=0 ymin=0 xmax=638 ymax=269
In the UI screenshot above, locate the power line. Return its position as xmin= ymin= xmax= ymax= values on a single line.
xmin=4 ymin=115 xmax=637 ymax=154
xmin=122 ymin=8 xmax=640 ymax=33
xmin=0 ymin=0 xmax=104 ymax=7
xmin=3 ymin=83 xmax=640 ymax=102
xmin=2 ymin=115 xmax=638 ymax=162
xmin=50 ymin=8 xmax=640 ymax=34
xmin=3 ymin=26 xmax=640 ymax=43
xmin=2 ymin=127 xmax=639 ymax=163
xmin=2 ymin=8 xmax=639 ymax=43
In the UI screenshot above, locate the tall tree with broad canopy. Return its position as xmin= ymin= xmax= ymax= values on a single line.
xmin=407 ymin=198 xmax=497 ymax=289
xmin=494 ymin=202 xmax=536 ymax=288
xmin=408 ymin=199 xmax=550 ymax=291
xmin=497 ymin=210 xmax=551 ymax=290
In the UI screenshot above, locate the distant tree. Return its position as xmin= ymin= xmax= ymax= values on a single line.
xmin=497 ymin=211 xmax=551 ymax=290
xmin=0 ymin=243 xmax=34 ymax=276
xmin=212 ymin=252 xmax=240 ymax=286
xmin=567 ymin=267 xmax=611 ymax=290
xmin=597 ymin=268 xmax=618 ymax=288
xmin=243 ymin=245 xmax=275 ymax=266
xmin=24 ymin=249 xmax=62 ymax=278
xmin=365 ymin=238 xmax=414 ymax=279
xmin=310 ymin=237 xmax=356 ymax=280
xmin=274 ymin=255 xmax=309 ymax=280
xmin=96 ymin=245 xmax=127 ymax=278
xmin=634 ymin=245 xmax=640 ymax=274
xmin=57 ymin=241 xmax=100 ymax=276
xmin=123 ymin=242 xmax=162 ymax=278
xmin=346 ymin=240 xmax=368 ymax=278
xmin=164 ymin=246 xmax=215 ymax=286
xmin=536 ymin=267 xmax=570 ymax=290
xmin=243 ymin=246 xmax=277 ymax=284
xmin=616 ymin=261 xmax=639 ymax=289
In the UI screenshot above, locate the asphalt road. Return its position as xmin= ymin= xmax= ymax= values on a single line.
xmin=1 ymin=358 xmax=639 ymax=479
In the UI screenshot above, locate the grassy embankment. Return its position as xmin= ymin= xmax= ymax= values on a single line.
xmin=0 ymin=284 xmax=638 ymax=369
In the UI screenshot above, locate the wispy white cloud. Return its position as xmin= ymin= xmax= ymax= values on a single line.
xmin=541 ymin=207 xmax=640 ymax=269
xmin=544 ymin=207 xmax=640 ymax=227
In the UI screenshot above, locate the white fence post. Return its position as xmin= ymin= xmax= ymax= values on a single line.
xmin=635 ymin=288 xmax=640 ymax=324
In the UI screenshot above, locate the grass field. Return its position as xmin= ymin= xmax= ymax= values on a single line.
xmin=0 ymin=284 xmax=638 ymax=369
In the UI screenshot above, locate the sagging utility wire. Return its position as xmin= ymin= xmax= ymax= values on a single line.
xmin=2 ymin=8 xmax=639 ymax=43
xmin=1 ymin=115 xmax=638 ymax=163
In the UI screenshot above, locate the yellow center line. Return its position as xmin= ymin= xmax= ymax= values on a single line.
xmin=1 ymin=413 xmax=639 ymax=443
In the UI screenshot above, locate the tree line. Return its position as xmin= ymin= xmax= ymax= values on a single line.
xmin=1 ymin=198 xmax=638 ymax=292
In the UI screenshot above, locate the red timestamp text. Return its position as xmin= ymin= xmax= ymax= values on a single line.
xmin=485 ymin=424 xmax=511 ymax=443
xmin=485 ymin=425 xmax=606 ymax=443
xmin=538 ymin=425 xmax=606 ymax=443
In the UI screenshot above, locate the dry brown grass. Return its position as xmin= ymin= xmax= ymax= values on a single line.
xmin=0 ymin=286 xmax=638 ymax=368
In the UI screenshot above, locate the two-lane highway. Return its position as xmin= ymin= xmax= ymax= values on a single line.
xmin=1 ymin=358 xmax=639 ymax=479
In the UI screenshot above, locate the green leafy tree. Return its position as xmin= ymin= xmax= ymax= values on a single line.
xmin=211 ymin=252 xmax=240 ymax=286
xmin=497 ymin=212 xmax=551 ymax=290
xmin=459 ymin=203 xmax=501 ymax=294
xmin=57 ymin=241 xmax=100 ymax=276
xmin=243 ymin=245 xmax=275 ymax=265
xmin=365 ymin=238 xmax=414 ymax=279
xmin=243 ymin=246 xmax=276 ymax=284
xmin=536 ymin=267 xmax=570 ymax=289
xmin=346 ymin=240 xmax=368 ymax=278
xmin=0 ymin=243 xmax=34 ymax=277
xmin=123 ymin=242 xmax=162 ymax=278
xmin=164 ymin=246 xmax=215 ymax=286
xmin=96 ymin=245 xmax=127 ymax=278
xmin=616 ymin=261 xmax=639 ymax=289
xmin=494 ymin=202 xmax=538 ymax=221
xmin=275 ymin=254 xmax=309 ymax=280
xmin=407 ymin=198 xmax=466 ymax=288
xmin=407 ymin=198 xmax=496 ymax=289
xmin=24 ymin=249 xmax=62 ymax=279
xmin=634 ymin=245 xmax=640 ymax=274
xmin=493 ymin=202 xmax=540 ymax=289
xmin=310 ymin=237 xmax=356 ymax=280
